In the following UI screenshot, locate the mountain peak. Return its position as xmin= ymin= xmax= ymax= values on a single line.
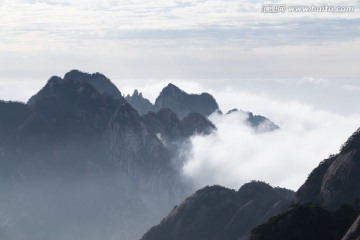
xmin=63 ymin=69 xmax=122 ymax=99
xmin=132 ymin=89 xmax=140 ymax=97
xmin=166 ymin=83 xmax=181 ymax=90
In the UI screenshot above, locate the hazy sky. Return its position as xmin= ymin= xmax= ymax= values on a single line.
xmin=1 ymin=0 xmax=360 ymax=190
xmin=1 ymin=0 xmax=360 ymax=81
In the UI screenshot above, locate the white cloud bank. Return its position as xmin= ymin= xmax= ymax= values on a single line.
xmin=182 ymin=88 xmax=360 ymax=191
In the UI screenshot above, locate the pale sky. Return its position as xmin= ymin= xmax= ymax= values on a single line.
xmin=1 ymin=0 xmax=360 ymax=81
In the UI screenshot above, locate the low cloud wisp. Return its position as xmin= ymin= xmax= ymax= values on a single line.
xmin=182 ymin=90 xmax=360 ymax=191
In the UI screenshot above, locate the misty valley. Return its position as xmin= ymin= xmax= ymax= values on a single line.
xmin=0 ymin=70 xmax=359 ymax=240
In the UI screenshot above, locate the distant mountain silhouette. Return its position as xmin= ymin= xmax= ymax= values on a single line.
xmin=154 ymin=84 xmax=219 ymax=119
xmin=140 ymin=181 xmax=294 ymax=240
xmin=125 ymin=84 xmax=219 ymax=118
xmin=226 ymin=108 xmax=279 ymax=132
xmin=125 ymin=87 xmax=279 ymax=133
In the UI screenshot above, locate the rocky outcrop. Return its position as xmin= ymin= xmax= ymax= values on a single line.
xmin=140 ymin=181 xmax=294 ymax=240
xmin=125 ymin=90 xmax=154 ymax=115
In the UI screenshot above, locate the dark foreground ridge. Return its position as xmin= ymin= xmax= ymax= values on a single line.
xmin=249 ymin=127 xmax=360 ymax=240
xmin=140 ymin=181 xmax=294 ymax=240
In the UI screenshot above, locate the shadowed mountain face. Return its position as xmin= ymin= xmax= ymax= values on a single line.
xmin=295 ymin=128 xmax=360 ymax=209
xmin=142 ymin=109 xmax=216 ymax=143
xmin=248 ymin=127 xmax=360 ymax=240
xmin=250 ymin=204 xmax=360 ymax=240
xmin=0 ymin=101 xmax=33 ymax=145
xmin=0 ymin=70 xmax=218 ymax=240
xmin=140 ymin=182 xmax=294 ymax=240
xmin=63 ymin=69 xmax=122 ymax=99
xmin=342 ymin=215 xmax=360 ymax=240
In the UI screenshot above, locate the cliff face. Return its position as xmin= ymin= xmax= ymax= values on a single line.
xmin=140 ymin=182 xmax=294 ymax=240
